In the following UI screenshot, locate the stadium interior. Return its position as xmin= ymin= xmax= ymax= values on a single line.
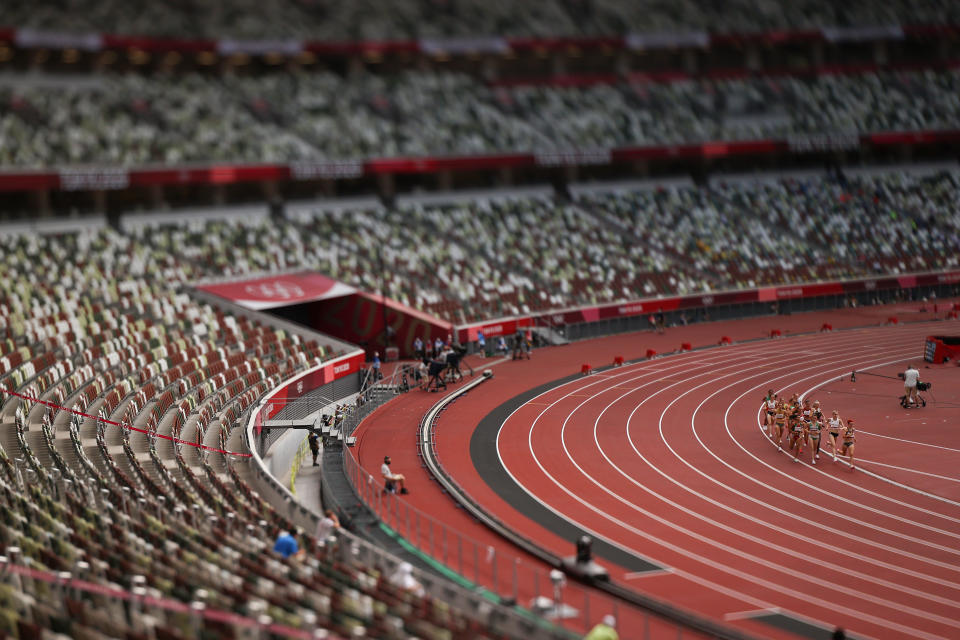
xmin=1 ymin=2 xmax=959 ymax=639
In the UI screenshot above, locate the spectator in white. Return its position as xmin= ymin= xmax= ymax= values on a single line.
xmin=389 ymin=562 xmax=425 ymax=598
xmin=585 ymin=614 xmax=619 ymax=640
xmin=413 ymin=336 xmax=424 ymax=360
xmin=372 ymin=351 xmax=382 ymax=381
xmin=433 ymin=336 xmax=444 ymax=358
xmin=497 ymin=336 xmax=508 ymax=355
xmin=381 ymin=455 xmax=408 ymax=494
xmin=316 ymin=509 xmax=340 ymax=542
xmin=477 ymin=330 xmax=486 ymax=357
xmin=903 ymin=364 xmax=921 ymax=405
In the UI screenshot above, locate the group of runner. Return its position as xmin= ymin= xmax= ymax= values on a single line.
xmin=761 ymin=389 xmax=857 ymax=470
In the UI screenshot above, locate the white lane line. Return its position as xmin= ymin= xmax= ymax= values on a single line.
xmin=540 ymin=346 xmax=958 ymax=637
xmin=593 ymin=345 xmax=960 ymax=603
xmin=623 ymin=568 xmax=674 ymax=580
xmin=740 ymin=361 xmax=960 ymax=511
xmin=498 ymin=353 xmax=786 ymax=610
xmin=833 ymin=458 xmax=960 ymax=484
xmin=581 ymin=344 xmax=960 ymax=596
xmin=854 ymin=434 xmax=960 ymax=454
xmin=496 ymin=347 xmax=772 ymax=565
xmin=666 ymin=341 xmax=960 ymax=545
xmin=494 ymin=324 xmax=958 ymax=638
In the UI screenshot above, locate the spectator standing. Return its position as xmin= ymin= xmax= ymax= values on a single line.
xmin=477 ymin=330 xmax=486 ymax=357
xmin=316 ymin=509 xmax=340 ymax=542
xmin=413 ymin=336 xmax=424 ymax=360
xmin=433 ymin=336 xmax=444 ymax=358
xmin=497 ymin=336 xmax=508 ymax=355
xmin=372 ymin=351 xmax=382 ymax=381
xmin=308 ymin=430 xmax=320 ymax=467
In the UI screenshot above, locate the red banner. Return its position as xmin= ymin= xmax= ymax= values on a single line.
xmin=454 ymin=270 xmax=960 ymax=337
xmin=197 ymin=272 xmax=356 ymax=310
xmin=263 ymin=351 xmax=364 ymax=419
xmin=458 ymin=317 xmax=533 ymax=343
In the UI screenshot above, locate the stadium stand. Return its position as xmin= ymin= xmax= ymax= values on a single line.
xmin=113 ymin=169 xmax=960 ymax=323
xmin=2 ymin=0 xmax=959 ymax=38
xmin=2 ymin=68 xmax=960 ymax=166
xmin=0 ymin=225 xmax=544 ymax=638
xmin=1 ymin=2 xmax=959 ymax=638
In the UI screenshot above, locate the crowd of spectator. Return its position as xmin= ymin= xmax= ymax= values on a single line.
xmin=3 ymin=0 xmax=959 ymax=39
xmin=0 ymin=167 xmax=957 ymax=637
xmin=580 ymin=170 xmax=960 ymax=291
xmin=0 ymin=222 xmax=523 ymax=639
xmin=129 ymin=169 xmax=960 ymax=324
xmin=2 ymin=68 xmax=959 ymax=167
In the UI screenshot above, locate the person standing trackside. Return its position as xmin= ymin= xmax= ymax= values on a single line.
xmin=903 ymin=363 xmax=920 ymax=405
xmin=372 ymin=351 xmax=382 ymax=381
xmin=308 ymin=430 xmax=320 ymax=467
xmin=477 ymin=330 xmax=486 ymax=357
xmin=316 ymin=509 xmax=340 ymax=542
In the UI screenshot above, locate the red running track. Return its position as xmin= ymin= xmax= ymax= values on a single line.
xmin=355 ymin=303 xmax=960 ymax=639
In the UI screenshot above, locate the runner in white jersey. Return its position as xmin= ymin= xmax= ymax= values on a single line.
xmin=763 ymin=389 xmax=777 ymax=434
xmin=811 ymin=400 xmax=824 ymax=460
xmin=827 ymin=410 xmax=843 ymax=462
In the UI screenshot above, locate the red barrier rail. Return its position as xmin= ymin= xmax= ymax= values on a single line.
xmin=0 ymin=129 xmax=958 ymax=193
xmin=457 ymin=269 xmax=960 ymax=342
xmin=2 ymin=22 xmax=957 ymax=58
xmin=0 ymin=387 xmax=253 ymax=457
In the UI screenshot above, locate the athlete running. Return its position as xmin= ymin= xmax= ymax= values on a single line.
xmin=763 ymin=389 xmax=777 ymax=433
xmin=811 ymin=400 xmax=824 ymax=460
xmin=827 ymin=410 xmax=843 ymax=462
xmin=840 ymin=419 xmax=857 ymax=470
xmin=774 ymin=402 xmax=787 ymax=451
xmin=789 ymin=410 xmax=805 ymax=462
xmin=807 ymin=416 xmax=823 ymax=465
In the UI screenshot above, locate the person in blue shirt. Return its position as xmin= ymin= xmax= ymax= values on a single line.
xmin=372 ymin=351 xmax=382 ymax=380
xmin=274 ymin=528 xmax=301 ymax=559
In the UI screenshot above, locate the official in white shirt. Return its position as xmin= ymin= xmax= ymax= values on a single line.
xmin=903 ymin=364 xmax=920 ymax=405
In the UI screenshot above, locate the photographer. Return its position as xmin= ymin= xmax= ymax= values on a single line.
xmin=902 ymin=364 xmax=920 ymax=406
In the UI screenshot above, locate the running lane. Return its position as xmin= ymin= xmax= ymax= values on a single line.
xmin=494 ymin=322 xmax=960 ymax=639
